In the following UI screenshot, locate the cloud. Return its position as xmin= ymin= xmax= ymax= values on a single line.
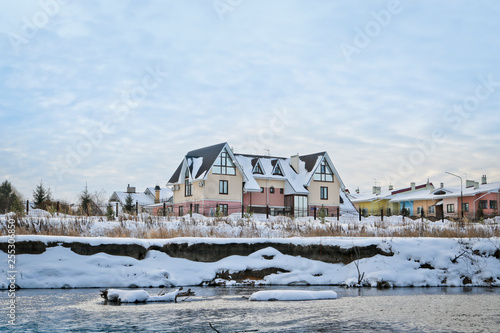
xmin=1 ymin=0 xmax=499 ymax=200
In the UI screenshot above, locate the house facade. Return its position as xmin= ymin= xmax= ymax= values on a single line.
xmin=350 ymin=176 xmax=500 ymax=219
xmin=167 ymin=142 xmax=347 ymax=217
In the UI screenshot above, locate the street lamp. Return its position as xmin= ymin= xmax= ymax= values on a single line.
xmin=445 ymin=171 xmax=463 ymax=219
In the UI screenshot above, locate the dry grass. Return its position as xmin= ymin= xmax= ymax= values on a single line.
xmin=1 ymin=214 xmax=499 ymax=239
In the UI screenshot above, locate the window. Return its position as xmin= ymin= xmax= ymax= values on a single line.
xmin=280 ymin=188 xmax=284 ymax=194
xmin=320 ymin=187 xmax=328 ymax=200
xmin=314 ymin=160 xmax=334 ymax=182
xmin=447 ymin=204 xmax=454 ymax=213
xmin=219 ymin=180 xmax=228 ymax=194
xmin=417 ymin=207 xmax=423 ymax=215
xmin=273 ymin=164 xmax=283 ymax=176
xmin=479 ymin=200 xmax=488 ymax=209
xmin=184 ymin=179 xmax=192 ymax=196
xmin=462 ymin=203 xmax=469 ymax=212
xmin=270 ymin=186 xmax=275 ymax=194
xmin=428 ymin=206 xmax=435 ymax=214
xmin=294 ymin=195 xmax=308 ymax=217
xmin=194 ymin=204 xmax=200 ymax=214
xmin=490 ymin=200 xmax=497 ymax=210
xmin=218 ymin=204 xmax=228 ymax=216
xmin=260 ymin=187 xmax=264 ymax=193
xmin=253 ymin=163 xmax=263 ymax=174
xmin=179 ymin=206 xmax=184 ymax=216
xmin=213 ymin=149 xmax=236 ymax=175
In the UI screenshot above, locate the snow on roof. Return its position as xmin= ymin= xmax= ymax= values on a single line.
xmin=348 ymin=189 xmax=393 ymax=203
xmin=389 ymin=188 xmax=436 ymax=203
xmin=145 ymin=187 xmax=173 ymax=202
xmin=432 ymin=181 xmax=500 ymax=198
xmin=110 ymin=191 xmax=154 ymax=206
xmin=235 ymin=154 xmax=322 ymax=195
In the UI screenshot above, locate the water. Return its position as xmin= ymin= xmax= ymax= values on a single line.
xmin=1 ymin=286 xmax=500 ymax=332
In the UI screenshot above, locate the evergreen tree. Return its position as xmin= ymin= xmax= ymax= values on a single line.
xmin=0 ymin=180 xmax=23 ymax=214
xmin=106 ymin=204 xmax=115 ymax=220
xmin=80 ymin=184 xmax=92 ymax=215
xmin=32 ymin=180 xmax=52 ymax=208
xmin=124 ymin=193 xmax=134 ymax=213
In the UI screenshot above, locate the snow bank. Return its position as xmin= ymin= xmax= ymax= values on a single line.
xmin=105 ymin=288 xmax=183 ymax=303
xmin=1 ymin=236 xmax=499 ymax=289
xmin=249 ymin=290 xmax=337 ymax=301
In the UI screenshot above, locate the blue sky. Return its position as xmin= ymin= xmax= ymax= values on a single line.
xmin=1 ymin=0 xmax=500 ymax=202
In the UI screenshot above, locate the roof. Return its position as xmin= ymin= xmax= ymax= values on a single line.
xmin=109 ymin=191 xmax=155 ymax=206
xmin=145 ymin=187 xmax=173 ymax=202
xmin=168 ymin=142 xmax=227 ymax=184
xmin=167 ymin=143 xmax=345 ymax=196
xmin=110 ymin=187 xmax=173 ymax=206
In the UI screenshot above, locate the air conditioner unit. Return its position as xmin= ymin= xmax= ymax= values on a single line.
xmin=199 ymin=181 xmax=205 ymax=187
xmin=173 ymin=185 xmax=180 ymax=191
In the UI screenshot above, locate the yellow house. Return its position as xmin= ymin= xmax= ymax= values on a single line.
xmin=348 ymin=186 xmax=394 ymax=216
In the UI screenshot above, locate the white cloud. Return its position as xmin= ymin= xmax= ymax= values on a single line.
xmin=1 ymin=0 xmax=500 ymax=200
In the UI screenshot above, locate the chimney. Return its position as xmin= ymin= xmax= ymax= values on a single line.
xmin=440 ymin=182 xmax=444 ymax=189
xmin=482 ymin=175 xmax=487 ymax=185
xmin=466 ymin=180 xmax=475 ymax=188
xmin=372 ymin=186 xmax=381 ymax=195
xmin=154 ymin=185 xmax=161 ymax=204
xmin=127 ymin=184 xmax=136 ymax=193
xmin=411 ymin=182 xmax=416 ymax=191
xmin=290 ymin=154 xmax=300 ymax=173
xmin=389 ymin=184 xmax=394 ymax=191
xmin=474 ymin=181 xmax=479 ymax=190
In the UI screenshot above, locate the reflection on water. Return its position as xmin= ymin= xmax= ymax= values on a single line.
xmin=1 ymin=286 xmax=500 ymax=332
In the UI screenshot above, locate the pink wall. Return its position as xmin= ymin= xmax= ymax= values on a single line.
xmin=244 ymin=188 xmax=285 ymax=208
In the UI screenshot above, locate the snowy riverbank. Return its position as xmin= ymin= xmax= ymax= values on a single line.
xmin=1 ymin=236 xmax=499 ymax=289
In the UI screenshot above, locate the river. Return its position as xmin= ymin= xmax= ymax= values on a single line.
xmin=1 ymin=286 xmax=500 ymax=332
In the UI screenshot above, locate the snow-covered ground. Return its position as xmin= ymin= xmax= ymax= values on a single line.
xmin=1 ymin=235 xmax=499 ymax=289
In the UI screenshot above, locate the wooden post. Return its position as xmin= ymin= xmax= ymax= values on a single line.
xmin=381 ymin=208 xmax=384 ymax=222
xmin=359 ymin=208 xmax=361 ymax=221
xmin=26 ymin=200 xmax=29 ymax=215
xmin=337 ymin=207 xmax=340 ymax=221
xmin=266 ymin=206 xmax=269 ymax=220
xmin=163 ymin=202 xmax=166 ymax=217
xmin=190 ymin=203 xmax=193 ymax=217
xmin=115 ymin=202 xmax=119 ymax=217
xmin=135 ymin=201 xmax=138 ymax=215
xmin=313 ymin=207 xmax=317 ymax=220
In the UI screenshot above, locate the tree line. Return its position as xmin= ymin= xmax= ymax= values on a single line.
xmin=0 ymin=180 xmax=108 ymax=216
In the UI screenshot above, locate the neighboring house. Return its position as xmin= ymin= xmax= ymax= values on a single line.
xmin=389 ymin=181 xmax=435 ymax=216
xmin=348 ymin=185 xmax=395 ymax=216
xmin=349 ymin=181 xmax=435 ymax=217
xmin=350 ymin=176 xmax=500 ymax=219
xmin=167 ymin=142 xmax=349 ymax=217
xmin=109 ymin=184 xmax=173 ymax=215
xmin=432 ymin=176 xmax=500 ymax=219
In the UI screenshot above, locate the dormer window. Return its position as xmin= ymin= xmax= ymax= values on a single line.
xmin=314 ymin=160 xmax=334 ymax=182
xmin=272 ymin=163 xmax=284 ymax=176
xmin=253 ymin=162 xmax=264 ymax=175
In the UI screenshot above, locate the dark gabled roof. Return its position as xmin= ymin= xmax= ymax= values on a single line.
xmin=168 ymin=161 xmax=184 ymax=184
xmin=168 ymin=142 xmax=228 ymax=184
xmin=300 ymin=152 xmax=326 ymax=173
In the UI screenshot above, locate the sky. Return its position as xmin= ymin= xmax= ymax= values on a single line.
xmin=1 ymin=0 xmax=500 ymax=203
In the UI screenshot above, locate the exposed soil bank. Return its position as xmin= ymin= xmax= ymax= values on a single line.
xmin=0 ymin=239 xmax=393 ymax=264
